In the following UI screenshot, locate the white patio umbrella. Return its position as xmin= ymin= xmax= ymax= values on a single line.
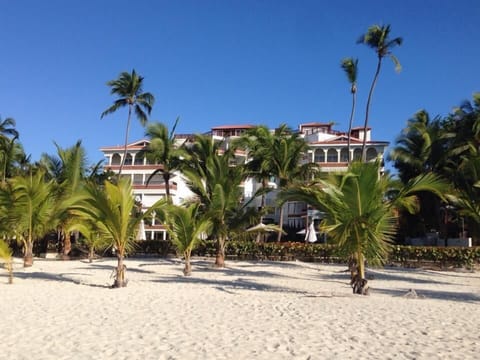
xmin=136 ymin=219 xmax=146 ymax=241
xmin=305 ymin=222 xmax=318 ymax=243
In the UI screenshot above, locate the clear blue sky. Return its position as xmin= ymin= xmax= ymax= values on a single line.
xmin=1 ymin=0 xmax=479 ymax=168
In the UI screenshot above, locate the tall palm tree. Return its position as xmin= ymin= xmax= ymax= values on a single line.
xmin=73 ymin=178 xmax=158 ymax=287
xmin=142 ymin=118 xmax=187 ymax=203
xmin=160 ymin=203 xmax=212 ymax=276
xmin=279 ymin=161 xmax=448 ymax=295
xmin=101 ymin=69 xmax=155 ymax=175
xmin=341 ymin=57 xmax=359 ymax=164
xmin=0 ymin=116 xmax=19 ymax=141
xmin=0 ymin=135 xmax=26 ymax=184
xmin=357 ymin=24 xmax=403 ymax=162
xmin=5 ymin=170 xmax=56 ymax=267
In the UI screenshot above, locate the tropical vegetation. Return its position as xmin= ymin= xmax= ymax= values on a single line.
xmin=279 ymin=160 xmax=448 ymax=294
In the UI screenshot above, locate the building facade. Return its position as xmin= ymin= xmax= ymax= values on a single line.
xmin=100 ymin=122 xmax=388 ymax=239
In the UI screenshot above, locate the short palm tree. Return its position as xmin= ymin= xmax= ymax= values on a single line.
xmin=357 ymin=24 xmax=402 ymax=161
xmin=182 ymin=135 xmax=247 ymax=267
xmin=142 ymin=118 xmax=187 ymax=203
xmin=271 ymin=126 xmax=315 ymax=242
xmin=341 ymin=57 xmax=359 ymax=163
xmin=73 ymin=178 xmax=157 ymax=287
xmin=7 ymin=170 xmax=56 ymax=267
xmin=101 ymin=69 xmax=155 ymax=175
xmin=40 ymin=140 xmax=89 ymax=257
xmin=279 ymin=161 xmax=448 ymax=295
xmin=160 ymin=203 xmax=212 ymax=276
xmin=0 ymin=239 xmax=13 ymax=284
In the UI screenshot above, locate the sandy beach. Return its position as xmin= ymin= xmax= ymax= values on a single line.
xmin=1 ymin=257 xmax=479 ymax=360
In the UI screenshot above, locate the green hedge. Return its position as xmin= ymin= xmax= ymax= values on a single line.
xmin=126 ymin=239 xmax=480 ymax=269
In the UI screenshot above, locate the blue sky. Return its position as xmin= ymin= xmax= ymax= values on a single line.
xmin=1 ymin=0 xmax=479 ymax=169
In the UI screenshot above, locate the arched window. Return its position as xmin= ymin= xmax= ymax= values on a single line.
xmin=353 ymin=149 xmax=362 ymax=161
xmin=327 ymin=149 xmax=338 ymax=163
xmin=340 ymin=148 xmax=349 ymax=162
xmin=366 ymin=148 xmax=378 ymax=161
xmin=124 ymin=154 xmax=133 ymax=165
xmin=314 ymin=149 xmax=325 ymax=163
xmin=134 ymin=154 xmax=144 ymax=165
xmin=111 ymin=153 xmax=121 ymax=165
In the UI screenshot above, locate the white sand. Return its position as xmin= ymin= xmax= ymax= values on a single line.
xmin=1 ymin=257 xmax=479 ymax=360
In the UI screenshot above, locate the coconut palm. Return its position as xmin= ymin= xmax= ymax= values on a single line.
xmin=279 ymin=160 xmax=448 ymax=295
xmin=0 ymin=239 xmax=13 ymax=284
xmin=272 ymin=129 xmax=316 ymax=242
xmin=142 ymin=118 xmax=187 ymax=203
xmin=234 ymin=125 xmax=278 ymax=222
xmin=40 ymin=140 xmax=88 ymax=257
xmin=341 ymin=57 xmax=359 ymax=163
xmin=182 ymin=134 xmax=247 ymax=267
xmin=0 ymin=135 xmax=26 ymax=184
xmin=6 ymin=170 xmax=56 ymax=267
xmin=357 ymin=24 xmax=402 ymax=161
xmin=0 ymin=116 xmax=19 ymax=141
xmin=101 ymin=69 xmax=155 ymax=175
xmin=72 ymin=178 xmax=158 ymax=287
xmin=160 ymin=203 xmax=212 ymax=275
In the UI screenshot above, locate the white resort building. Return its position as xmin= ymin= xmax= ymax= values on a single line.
xmin=100 ymin=122 xmax=388 ymax=240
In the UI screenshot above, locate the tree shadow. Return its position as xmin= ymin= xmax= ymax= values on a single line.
xmin=11 ymin=271 xmax=110 ymax=288
xmin=151 ymin=274 xmax=307 ymax=294
xmin=373 ymin=287 xmax=480 ymax=303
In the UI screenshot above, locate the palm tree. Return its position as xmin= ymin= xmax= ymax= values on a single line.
xmin=341 ymin=57 xmax=359 ymax=164
xmin=142 ymin=118 xmax=187 ymax=203
xmin=160 ymin=203 xmax=212 ymax=275
xmin=0 ymin=239 xmax=13 ymax=284
xmin=279 ymin=161 xmax=448 ymax=295
xmin=40 ymin=140 xmax=88 ymax=257
xmin=0 ymin=116 xmax=19 ymax=141
xmin=0 ymin=135 xmax=26 ymax=184
xmin=101 ymin=69 xmax=155 ymax=175
xmin=357 ymin=24 xmax=402 ymax=162
xmin=6 ymin=170 xmax=56 ymax=267
xmin=182 ymin=134 xmax=247 ymax=267
xmin=72 ymin=178 xmax=158 ymax=287
xmin=234 ymin=125 xmax=277 ymax=223
xmin=271 ymin=127 xmax=315 ymax=242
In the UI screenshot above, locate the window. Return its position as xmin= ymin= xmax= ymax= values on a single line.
xmin=340 ymin=148 xmax=349 ymax=162
xmin=314 ymin=149 xmax=325 ymax=163
xmin=366 ymin=148 xmax=378 ymax=161
xmin=133 ymin=174 xmax=143 ymax=185
xmin=353 ymin=149 xmax=362 ymax=161
xmin=111 ymin=153 xmax=121 ymax=165
xmin=134 ymin=155 xmax=144 ymax=165
xmin=327 ymin=149 xmax=337 ymax=163
xmin=124 ymin=154 xmax=133 ymax=165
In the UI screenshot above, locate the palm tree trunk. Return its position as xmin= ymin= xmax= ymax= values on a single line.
xmin=347 ymin=91 xmax=356 ymax=163
xmin=6 ymin=260 xmax=13 ymax=284
xmin=62 ymin=229 xmax=71 ymax=259
xmin=88 ymin=246 xmax=94 ymax=263
xmin=276 ymin=203 xmax=285 ymax=242
xmin=183 ymin=250 xmax=192 ymax=276
xmin=361 ymin=57 xmax=382 ymax=162
xmin=118 ymin=106 xmax=133 ymax=176
xmin=24 ymin=240 xmax=33 ymax=267
xmin=164 ymin=172 xmax=171 ymax=203
xmin=215 ymin=236 xmax=225 ymax=268
xmin=113 ymin=253 xmax=127 ymax=288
